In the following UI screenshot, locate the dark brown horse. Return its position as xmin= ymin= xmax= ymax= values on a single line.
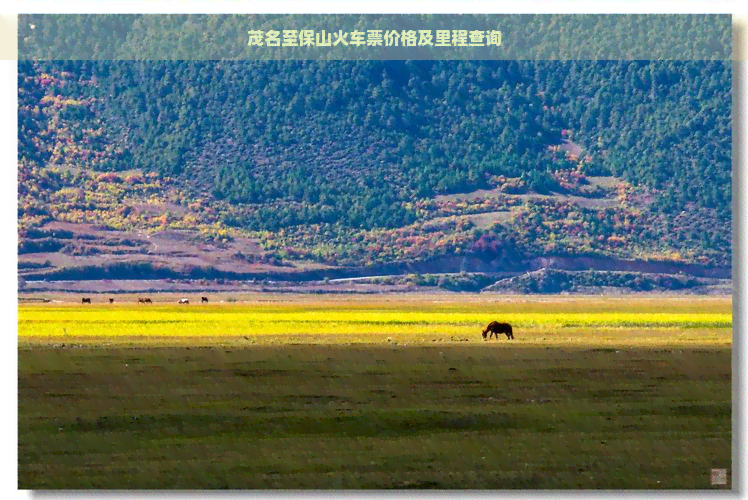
xmin=482 ymin=321 xmax=513 ymax=340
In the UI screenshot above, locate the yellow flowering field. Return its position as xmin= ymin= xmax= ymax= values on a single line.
xmin=18 ymin=296 xmax=732 ymax=348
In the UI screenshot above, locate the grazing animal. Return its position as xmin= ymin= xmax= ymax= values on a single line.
xmin=201 ymin=296 xmax=208 ymax=303
xmin=139 ymin=298 xmax=152 ymax=304
xmin=482 ymin=321 xmax=514 ymax=340
xmin=179 ymin=298 xmax=189 ymax=304
xmin=82 ymin=297 xmax=91 ymax=304
xmin=109 ymin=298 xmax=114 ymax=304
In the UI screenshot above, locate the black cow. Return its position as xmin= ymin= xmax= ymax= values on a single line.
xmin=201 ymin=297 xmax=209 ymax=303
xmin=482 ymin=321 xmax=513 ymax=340
xmin=82 ymin=297 xmax=91 ymax=304
xmin=109 ymin=298 xmax=114 ymax=304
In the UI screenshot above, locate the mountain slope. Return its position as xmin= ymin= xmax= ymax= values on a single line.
xmin=17 ymin=58 xmax=732 ymax=284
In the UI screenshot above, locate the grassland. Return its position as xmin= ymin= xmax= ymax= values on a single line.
xmin=18 ymin=295 xmax=732 ymax=489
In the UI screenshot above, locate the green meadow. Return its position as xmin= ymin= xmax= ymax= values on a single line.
xmin=18 ymin=295 xmax=732 ymax=489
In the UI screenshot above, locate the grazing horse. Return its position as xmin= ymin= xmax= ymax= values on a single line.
xmin=82 ymin=297 xmax=91 ymax=304
xmin=179 ymin=298 xmax=189 ymax=304
xmin=201 ymin=296 xmax=208 ymax=303
xmin=482 ymin=321 xmax=514 ymax=340
xmin=109 ymin=298 xmax=114 ymax=304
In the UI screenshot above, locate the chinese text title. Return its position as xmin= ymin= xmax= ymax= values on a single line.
xmin=247 ymin=29 xmax=502 ymax=48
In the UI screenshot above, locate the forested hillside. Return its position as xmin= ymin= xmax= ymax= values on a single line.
xmin=17 ymin=17 xmax=732 ymax=284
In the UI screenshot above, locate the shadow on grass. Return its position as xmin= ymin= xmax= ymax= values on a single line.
xmin=51 ymin=409 xmax=533 ymax=439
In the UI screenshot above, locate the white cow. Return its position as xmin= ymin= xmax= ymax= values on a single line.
xmin=179 ymin=298 xmax=190 ymax=304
